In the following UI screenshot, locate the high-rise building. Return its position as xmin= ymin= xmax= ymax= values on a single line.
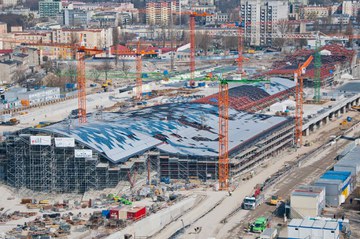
xmin=240 ymin=0 xmax=288 ymax=46
xmin=39 ymin=0 xmax=62 ymax=18
xmin=64 ymin=9 xmax=89 ymax=26
xmin=342 ymin=0 xmax=360 ymax=17
xmin=146 ymin=0 xmax=179 ymax=26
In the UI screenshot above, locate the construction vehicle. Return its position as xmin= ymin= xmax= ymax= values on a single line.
xmin=251 ymin=217 xmax=268 ymax=233
xmin=102 ymin=79 xmax=112 ymax=88
xmin=270 ymin=195 xmax=282 ymax=206
xmin=304 ymin=140 xmax=313 ymax=147
xmin=242 ymin=194 xmax=264 ymax=210
xmin=1 ymin=118 xmax=20 ymax=125
xmin=351 ymin=105 xmax=360 ymax=111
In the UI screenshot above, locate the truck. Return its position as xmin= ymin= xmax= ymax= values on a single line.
xmin=242 ymin=194 xmax=264 ymax=210
xmin=1 ymin=118 xmax=20 ymax=125
xmin=270 ymin=195 xmax=282 ymax=206
xmin=251 ymin=217 xmax=268 ymax=233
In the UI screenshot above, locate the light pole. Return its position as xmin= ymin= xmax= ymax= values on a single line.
xmin=181 ymin=219 xmax=185 ymax=232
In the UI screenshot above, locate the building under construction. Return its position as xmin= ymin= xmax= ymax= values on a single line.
xmin=1 ymin=79 xmax=296 ymax=193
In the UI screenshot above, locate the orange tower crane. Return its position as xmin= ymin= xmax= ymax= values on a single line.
xmin=237 ymin=20 xmax=244 ymax=75
xmin=170 ymin=11 xmax=211 ymax=82
xmin=95 ymin=40 xmax=156 ymax=101
xmin=218 ymin=79 xmax=229 ymax=190
xmin=294 ymin=55 xmax=313 ymax=147
xmin=131 ymin=41 xmax=156 ymax=100
xmin=0 ymin=38 xmax=103 ymax=123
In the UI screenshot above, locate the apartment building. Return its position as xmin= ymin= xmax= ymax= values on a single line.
xmin=39 ymin=0 xmax=62 ymax=18
xmin=205 ymin=12 xmax=229 ymax=25
xmin=64 ymin=9 xmax=90 ymax=27
xmin=146 ymin=0 xmax=179 ymax=26
xmin=0 ymin=61 xmax=17 ymax=84
xmin=0 ymin=22 xmax=7 ymax=34
xmin=240 ymin=0 xmax=289 ymax=46
xmin=300 ymin=6 xmax=329 ymax=19
xmin=342 ymin=0 xmax=360 ymax=16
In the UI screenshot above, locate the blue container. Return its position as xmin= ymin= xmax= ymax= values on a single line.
xmin=320 ymin=171 xmax=351 ymax=190
xmin=65 ymin=83 xmax=76 ymax=89
xmin=161 ymin=177 xmax=170 ymax=184
xmin=102 ymin=210 xmax=110 ymax=218
xmin=347 ymin=117 xmax=352 ymax=122
xmin=198 ymin=82 xmax=206 ymax=87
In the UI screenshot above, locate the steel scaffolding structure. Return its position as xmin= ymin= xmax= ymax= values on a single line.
xmin=3 ymin=116 xmax=294 ymax=192
xmin=4 ymin=131 xmax=117 ymax=193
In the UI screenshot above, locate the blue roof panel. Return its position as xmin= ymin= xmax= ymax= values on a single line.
xmin=320 ymin=171 xmax=351 ymax=182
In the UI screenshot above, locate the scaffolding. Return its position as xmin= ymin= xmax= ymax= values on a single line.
xmin=4 ymin=130 xmax=114 ymax=193
xmin=3 ymin=117 xmax=294 ymax=193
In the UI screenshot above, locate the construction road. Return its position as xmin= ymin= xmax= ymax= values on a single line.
xmin=163 ymin=111 xmax=359 ymax=239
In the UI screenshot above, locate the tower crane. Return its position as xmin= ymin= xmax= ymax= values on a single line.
xmin=294 ymin=55 xmax=313 ymax=147
xmin=0 ymin=38 xmax=104 ymax=123
xmin=172 ymin=11 xmax=212 ymax=83
xmin=112 ymin=40 xmax=156 ymax=100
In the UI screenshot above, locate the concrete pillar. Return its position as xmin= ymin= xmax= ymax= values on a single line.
xmin=304 ymin=128 xmax=310 ymax=136
xmin=323 ymin=116 xmax=329 ymax=125
xmin=310 ymin=124 xmax=314 ymax=133
xmin=317 ymin=121 xmax=322 ymax=129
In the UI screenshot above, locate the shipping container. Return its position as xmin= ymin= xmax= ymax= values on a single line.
xmin=109 ymin=208 xmax=120 ymax=220
xmin=20 ymin=99 xmax=30 ymax=106
xmin=320 ymin=171 xmax=351 ymax=189
xmin=119 ymin=207 xmax=128 ymax=220
xmin=314 ymin=178 xmax=342 ymax=207
xmin=334 ymin=146 xmax=360 ymax=183
xmin=101 ymin=210 xmax=110 ymax=218
xmin=65 ymin=83 xmax=77 ymax=89
xmin=290 ymin=185 xmax=326 ymax=217
xmin=21 ymin=198 xmax=33 ymax=204
xmin=127 ymin=206 xmax=146 ymax=221
xmin=288 ymin=219 xmax=339 ymax=239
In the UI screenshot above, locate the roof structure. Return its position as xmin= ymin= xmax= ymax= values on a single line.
xmin=264 ymin=45 xmax=355 ymax=79
xmin=39 ymin=103 xmax=290 ymax=164
xmin=194 ymin=78 xmax=295 ymax=111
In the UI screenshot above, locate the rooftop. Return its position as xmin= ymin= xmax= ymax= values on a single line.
xmin=320 ymin=171 xmax=351 ymax=182
xmin=38 ymin=103 xmax=291 ymax=164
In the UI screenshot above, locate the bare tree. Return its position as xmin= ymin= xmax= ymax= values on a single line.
xmin=223 ymin=36 xmax=238 ymax=50
xmin=66 ymin=63 xmax=77 ymax=83
xmin=12 ymin=68 xmax=27 ymax=85
xmin=43 ymin=73 xmax=66 ymax=89
xmin=272 ymin=38 xmax=286 ymax=49
xmin=90 ymin=68 xmax=101 ymax=82
xmin=96 ymin=60 xmax=113 ymax=82
xmin=120 ymin=59 xmax=131 ymax=77
xmin=113 ymin=27 xmax=119 ymax=67
xmin=42 ymin=59 xmax=55 ymax=74
xmin=196 ymin=32 xmax=212 ymax=56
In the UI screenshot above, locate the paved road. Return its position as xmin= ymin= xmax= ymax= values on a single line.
xmin=171 ymin=112 xmax=359 ymax=239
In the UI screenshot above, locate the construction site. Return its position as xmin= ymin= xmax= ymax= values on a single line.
xmin=0 ymin=7 xmax=360 ymax=239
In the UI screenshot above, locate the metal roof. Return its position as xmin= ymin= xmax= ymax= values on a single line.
xmin=336 ymin=146 xmax=360 ymax=167
xmin=39 ymin=103 xmax=290 ymax=164
xmin=321 ymin=171 xmax=351 ymax=182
